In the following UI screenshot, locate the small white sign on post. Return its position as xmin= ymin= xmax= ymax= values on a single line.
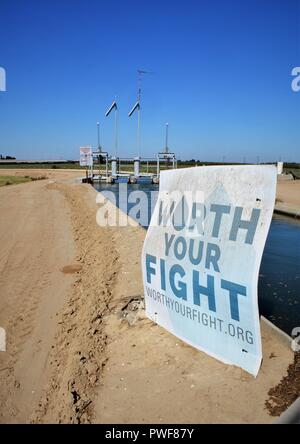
xmin=141 ymin=165 xmax=276 ymax=376
xmin=277 ymin=162 xmax=283 ymax=175
xmin=80 ymin=146 xmax=93 ymax=167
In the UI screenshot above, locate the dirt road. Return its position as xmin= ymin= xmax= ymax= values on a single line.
xmin=0 ymin=169 xmax=296 ymax=423
xmin=0 ymin=175 xmax=76 ymax=422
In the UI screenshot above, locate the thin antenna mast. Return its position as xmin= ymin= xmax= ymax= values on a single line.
xmin=129 ymin=69 xmax=152 ymax=158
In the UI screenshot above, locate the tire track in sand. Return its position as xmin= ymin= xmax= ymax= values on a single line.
xmin=32 ymin=183 xmax=120 ymax=423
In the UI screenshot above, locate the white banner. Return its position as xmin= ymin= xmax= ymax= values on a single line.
xmin=141 ymin=165 xmax=277 ymax=376
xmin=80 ymin=146 xmax=93 ymax=167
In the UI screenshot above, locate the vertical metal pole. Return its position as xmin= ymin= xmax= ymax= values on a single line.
xmin=91 ymin=159 xmax=93 ymax=179
xmin=137 ymin=107 xmax=141 ymax=158
xmin=106 ymin=154 xmax=108 ymax=178
xmin=97 ymin=122 xmax=101 ymax=177
xmin=165 ymin=123 xmax=169 ymax=153
xmin=111 ymin=157 xmax=117 ymax=177
xmin=97 ymin=122 xmax=100 ymax=149
xmin=164 ymin=123 xmax=169 ymax=169
xmin=157 ymin=155 xmax=160 ymax=176
xmin=115 ymin=107 xmax=118 ymax=158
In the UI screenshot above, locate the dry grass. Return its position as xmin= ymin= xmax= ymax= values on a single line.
xmin=0 ymin=175 xmax=47 ymax=187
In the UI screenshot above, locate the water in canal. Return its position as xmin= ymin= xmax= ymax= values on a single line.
xmin=94 ymin=181 xmax=300 ymax=335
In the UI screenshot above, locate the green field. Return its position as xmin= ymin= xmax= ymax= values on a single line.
xmin=0 ymin=162 xmax=85 ymax=169
xmin=0 ymin=161 xmax=299 ymax=176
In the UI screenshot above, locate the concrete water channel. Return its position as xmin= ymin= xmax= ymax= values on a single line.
xmin=94 ymin=180 xmax=300 ymax=336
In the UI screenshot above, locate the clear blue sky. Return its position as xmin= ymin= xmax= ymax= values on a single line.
xmin=0 ymin=0 xmax=299 ymax=162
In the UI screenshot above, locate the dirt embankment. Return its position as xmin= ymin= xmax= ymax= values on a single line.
xmin=276 ymin=179 xmax=300 ymax=216
xmin=265 ymin=352 xmax=300 ymax=416
xmin=0 ymin=169 xmax=297 ymax=423
xmin=31 ymin=182 xmax=123 ymax=423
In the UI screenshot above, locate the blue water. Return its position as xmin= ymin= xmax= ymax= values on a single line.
xmin=94 ymin=181 xmax=300 ymax=335
xmin=258 ymin=214 xmax=300 ymax=335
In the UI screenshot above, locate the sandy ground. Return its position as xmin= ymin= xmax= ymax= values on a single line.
xmin=276 ymin=177 xmax=300 ymax=216
xmin=0 ymin=169 xmax=297 ymax=424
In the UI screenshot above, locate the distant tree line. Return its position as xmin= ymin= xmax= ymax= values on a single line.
xmin=0 ymin=155 xmax=16 ymax=160
xmin=284 ymin=162 xmax=300 ymax=169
